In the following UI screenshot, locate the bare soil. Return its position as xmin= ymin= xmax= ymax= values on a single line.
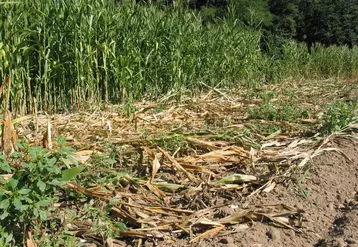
xmin=162 ymin=136 xmax=358 ymax=247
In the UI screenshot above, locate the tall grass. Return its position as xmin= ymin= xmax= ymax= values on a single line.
xmin=0 ymin=0 xmax=357 ymax=114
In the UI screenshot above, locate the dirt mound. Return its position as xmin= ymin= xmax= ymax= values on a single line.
xmin=166 ymin=137 xmax=358 ymax=247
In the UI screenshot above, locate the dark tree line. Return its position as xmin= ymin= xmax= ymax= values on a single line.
xmin=269 ymin=0 xmax=358 ymax=52
xmin=214 ymin=0 xmax=358 ymax=50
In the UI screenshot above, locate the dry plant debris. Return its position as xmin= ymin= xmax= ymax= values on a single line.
xmin=7 ymin=86 xmax=358 ymax=245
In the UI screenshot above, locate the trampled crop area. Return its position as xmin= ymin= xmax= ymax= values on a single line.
xmin=1 ymin=78 xmax=357 ymax=246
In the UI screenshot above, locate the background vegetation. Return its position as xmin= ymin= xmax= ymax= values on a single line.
xmin=0 ymin=0 xmax=357 ymax=114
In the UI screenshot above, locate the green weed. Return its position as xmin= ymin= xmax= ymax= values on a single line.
xmin=154 ymin=134 xmax=189 ymax=153
xmin=0 ymin=138 xmax=82 ymax=245
xmin=321 ymin=102 xmax=357 ymax=133
xmin=291 ymin=165 xmax=313 ymax=200
xmin=248 ymin=100 xmax=305 ymax=122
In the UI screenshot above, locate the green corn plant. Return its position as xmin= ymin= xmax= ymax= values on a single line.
xmin=1 ymin=0 xmax=358 ymax=114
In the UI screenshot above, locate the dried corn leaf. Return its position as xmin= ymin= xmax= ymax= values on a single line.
xmin=118 ymin=230 xmax=156 ymax=238
xmin=111 ymin=206 xmax=139 ymax=224
xmin=217 ymin=174 xmax=257 ymax=184
xmin=74 ymin=150 xmax=93 ymax=163
xmin=192 ymin=218 xmax=224 ymax=227
xmin=42 ymin=120 xmax=52 ymax=149
xmin=218 ymin=210 xmax=256 ymax=224
xmin=1 ymin=110 xmax=17 ymax=156
xmin=190 ymin=225 xmax=225 ymax=243
xmin=180 ymin=163 xmax=214 ymax=174
xmin=185 ymin=137 xmax=227 ymax=150
xmin=179 ymin=146 xmax=250 ymax=165
xmin=145 ymin=183 xmax=167 ymax=200
xmin=25 ymin=230 xmax=37 ymax=247
xmin=218 ymin=204 xmax=303 ymax=232
xmin=263 ymin=181 xmax=276 ymax=193
xmin=158 ymin=147 xmax=196 ymax=182
xmin=146 ymin=206 xmax=194 ymax=215
xmin=142 ymin=146 xmax=161 ymax=183
xmin=66 ymin=182 xmax=110 ymax=201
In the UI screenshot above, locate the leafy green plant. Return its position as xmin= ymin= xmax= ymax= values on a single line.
xmin=0 ymin=138 xmax=82 ymax=245
xmin=81 ymin=203 xmax=116 ymax=239
xmin=248 ymin=89 xmax=308 ymax=122
xmin=123 ymin=97 xmax=137 ymax=120
xmin=247 ymin=90 xmax=278 ymax=121
xmin=154 ymin=134 xmax=189 ymax=153
xmin=78 ymin=151 xmax=124 ymax=186
xmin=248 ymin=102 xmax=278 ymax=121
xmin=321 ymin=102 xmax=357 ymax=133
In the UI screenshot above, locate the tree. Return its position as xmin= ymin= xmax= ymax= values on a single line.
xmin=268 ymin=0 xmax=298 ymax=38
xmin=227 ymin=0 xmax=272 ymax=28
xmin=193 ymin=0 xmax=272 ymax=28
xmin=297 ymin=0 xmax=358 ymax=51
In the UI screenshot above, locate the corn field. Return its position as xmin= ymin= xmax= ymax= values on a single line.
xmin=0 ymin=0 xmax=358 ymax=114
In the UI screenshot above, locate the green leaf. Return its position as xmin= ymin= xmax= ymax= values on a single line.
xmin=38 ymin=199 xmax=51 ymax=207
xmin=33 ymin=208 xmax=39 ymax=217
xmin=24 ymin=197 xmax=33 ymax=203
xmin=46 ymin=157 xmax=57 ymax=167
xmin=60 ymin=157 xmax=72 ymax=168
xmin=57 ymin=136 xmax=66 ymax=146
xmin=8 ymin=178 xmax=18 ymax=190
xmin=0 ymin=154 xmax=7 ymax=161
xmin=29 ymin=146 xmax=43 ymax=159
xmin=67 ymin=155 xmax=79 ymax=166
xmin=21 ymin=162 xmax=36 ymax=170
xmin=0 ymin=211 xmax=9 ymax=220
xmin=18 ymin=189 xmax=31 ymax=195
xmin=46 ymin=165 xmax=61 ymax=174
xmin=61 ymin=165 xmax=85 ymax=181
xmin=0 ymin=162 xmax=12 ymax=173
xmin=5 ymin=232 xmax=13 ymax=243
xmin=48 ymin=179 xmax=66 ymax=186
xmin=13 ymin=198 xmax=22 ymax=210
xmin=0 ymin=199 xmax=9 ymax=209
xmin=108 ymin=197 xmax=121 ymax=207
xmin=39 ymin=210 xmax=47 ymax=220
xmin=16 ymin=142 xmax=25 ymax=149
xmin=107 ymin=158 xmax=117 ymax=165
xmin=37 ymin=180 xmax=46 ymax=192
xmin=114 ymin=222 xmax=128 ymax=231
